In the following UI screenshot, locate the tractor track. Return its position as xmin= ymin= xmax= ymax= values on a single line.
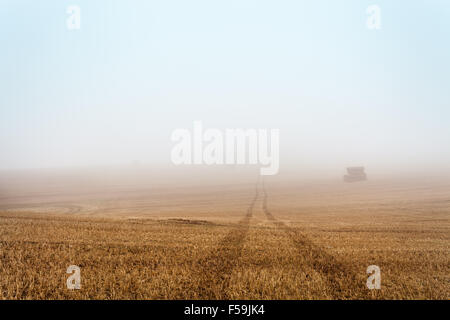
xmin=261 ymin=179 xmax=368 ymax=299
xmin=191 ymin=181 xmax=259 ymax=299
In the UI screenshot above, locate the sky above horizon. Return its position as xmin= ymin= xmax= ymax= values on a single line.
xmin=1 ymin=0 xmax=449 ymax=174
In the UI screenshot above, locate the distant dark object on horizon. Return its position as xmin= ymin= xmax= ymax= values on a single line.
xmin=344 ymin=166 xmax=367 ymax=182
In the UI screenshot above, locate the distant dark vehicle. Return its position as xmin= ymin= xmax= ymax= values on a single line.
xmin=344 ymin=166 xmax=367 ymax=182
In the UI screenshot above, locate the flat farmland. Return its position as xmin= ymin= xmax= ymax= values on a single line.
xmin=0 ymin=168 xmax=448 ymax=299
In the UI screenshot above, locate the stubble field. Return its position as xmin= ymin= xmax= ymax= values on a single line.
xmin=0 ymin=168 xmax=448 ymax=299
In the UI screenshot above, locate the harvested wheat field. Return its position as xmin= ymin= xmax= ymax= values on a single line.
xmin=0 ymin=167 xmax=449 ymax=299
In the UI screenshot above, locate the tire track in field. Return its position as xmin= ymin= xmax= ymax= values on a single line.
xmin=192 ymin=181 xmax=259 ymax=299
xmin=0 ymin=203 xmax=83 ymax=214
xmin=261 ymin=180 xmax=368 ymax=299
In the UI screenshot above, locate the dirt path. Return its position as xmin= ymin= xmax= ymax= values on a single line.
xmin=186 ymin=178 xmax=370 ymax=299
xmin=189 ymin=181 xmax=259 ymax=299
xmin=261 ymin=179 xmax=369 ymax=299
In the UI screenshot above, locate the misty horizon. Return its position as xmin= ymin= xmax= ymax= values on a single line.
xmin=1 ymin=1 xmax=450 ymax=173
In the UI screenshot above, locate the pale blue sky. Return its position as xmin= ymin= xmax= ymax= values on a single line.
xmin=1 ymin=0 xmax=449 ymax=172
